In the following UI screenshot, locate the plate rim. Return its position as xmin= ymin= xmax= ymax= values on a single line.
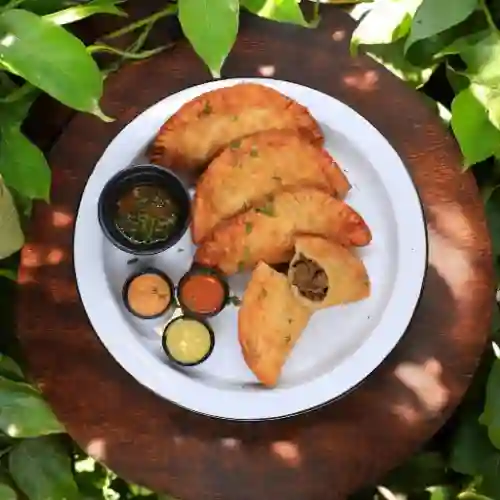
xmin=73 ymin=77 xmax=428 ymax=421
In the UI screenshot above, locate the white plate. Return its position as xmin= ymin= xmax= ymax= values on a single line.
xmin=74 ymin=78 xmax=427 ymax=421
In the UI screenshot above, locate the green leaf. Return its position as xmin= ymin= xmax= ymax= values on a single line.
xmin=0 ymin=128 xmax=51 ymax=201
xmin=481 ymin=358 xmax=500 ymax=449
xmin=0 ymin=269 xmax=17 ymax=281
xmin=0 ymin=9 xmax=107 ymax=117
xmin=405 ymin=0 xmax=479 ymax=54
xmin=0 ymin=0 xmax=67 ymax=16
xmin=479 ymin=454 xmax=500 ymax=498
xmin=0 ymin=483 xmax=16 ymax=500
xmin=0 ymin=377 xmax=64 ymax=437
xmin=405 ymin=9 xmax=488 ymax=67
xmin=0 ymin=178 xmax=23 ymax=259
xmin=44 ymin=0 xmax=126 ymax=26
xmin=450 ymin=409 xmax=497 ymax=475
xmin=241 ymin=0 xmax=310 ymax=27
xmin=178 ymin=0 xmax=239 ymax=78
xmin=427 ymin=486 xmax=459 ymax=500
xmin=0 ymin=355 xmax=23 ymax=382
xmin=451 ymin=87 xmax=500 ymax=167
xmin=350 ymin=0 xmax=422 ymax=55
xmin=451 ymin=31 xmax=500 ymax=130
xmin=457 ymin=31 xmax=500 ymax=86
xmin=9 ymin=436 xmax=79 ymax=500
xmin=446 ymin=64 xmax=470 ymax=94
xmin=381 ymin=451 xmax=447 ymax=493
xmin=74 ymin=456 xmax=108 ymax=499
xmin=459 ymin=493 xmax=495 ymax=500
xmin=361 ymin=38 xmax=435 ymax=88
xmin=484 ymin=189 xmax=500 ymax=279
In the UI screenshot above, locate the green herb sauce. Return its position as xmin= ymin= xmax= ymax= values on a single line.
xmin=115 ymin=185 xmax=179 ymax=244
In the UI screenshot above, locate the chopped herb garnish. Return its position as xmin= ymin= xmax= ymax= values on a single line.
xmin=259 ymin=288 xmax=268 ymax=300
xmin=250 ymin=146 xmax=259 ymax=158
xmin=177 ymin=248 xmax=184 ymax=252
xmin=255 ymin=200 xmax=275 ymax=217
xmin=272 ymin=175 xmax=282 ymax=183
xmin=245 ymin=222 xmax=253 ymax=234
xmin=229 ymin=139 xmax=241 ymax=150
xmin=243 ymin=246 xmax=251 ymax=262
xmin=200 ymin=101 xmax=212 ymax=116
xmin=284 ymin=334 xmax=292 ymax=343
xmin=228 ymin=295 xmax=242 ymax=306
xmin=231 ymin=115 xmax=239 ymax=121
xmin=237 ymin=261 xmax=245 ymax=273
xmin=127 ymin=258 xmax=139 ymax=265
xmin=287 ymin=319 xmax=293 ymax=325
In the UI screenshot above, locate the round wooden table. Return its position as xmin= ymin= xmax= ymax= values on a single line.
xmin=17 ymin=7 xmax=494 ymax=500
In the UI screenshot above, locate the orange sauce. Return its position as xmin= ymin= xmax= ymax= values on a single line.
xmin=180 ymin=273 xmax=225 ymax=314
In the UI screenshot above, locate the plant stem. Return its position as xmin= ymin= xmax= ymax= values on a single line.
xmin=0 ymin=0 xmax=24 ymax=13
xmin=0 ymin=72 xmax=15 ymax=93
xmin=480 ymin=0 xmax=498 ymax=33
xmin=88 ymin=43 xmax=173 ymax=60
xmin=0 ymin=82 xmax=35 ymax=103
xmin=103 ymin=4 xmax=178 ymax=40
xmin=313 ymin=0 xmax=320 ymax=21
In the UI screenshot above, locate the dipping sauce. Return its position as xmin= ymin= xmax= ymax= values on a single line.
xmin=115 ymin=185 xmax=179 ymax=244
xmin=178 ymin=268 xmax=227 ymax=316
xmin=125 ymin=271 xmax=173 ymax=318
xmin=163 ymin=317 xmax=214 ymax=366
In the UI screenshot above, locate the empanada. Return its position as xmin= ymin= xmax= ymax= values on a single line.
xmin=191 ymin=129 xmax=350 ymax=243
xmin=238 ymin=262 xmax=312 ymax=387
xmin=194 ymin=188 xmax=372 ymax=275
xmin=288 ymin=236 xmax=370 ymax=310
xmin=148 ymin=83 xmax=323 ymax=171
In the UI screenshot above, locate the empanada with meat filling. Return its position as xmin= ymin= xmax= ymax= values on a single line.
xmin=288 ymin=236 xmax=370 ymax=311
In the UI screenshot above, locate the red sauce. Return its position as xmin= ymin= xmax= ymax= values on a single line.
xmin=180 ymin=273 xmax=225 ymax=314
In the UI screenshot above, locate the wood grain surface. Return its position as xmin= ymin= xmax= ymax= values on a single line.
xmin=17 ymin=7 xmax=494 ymax=500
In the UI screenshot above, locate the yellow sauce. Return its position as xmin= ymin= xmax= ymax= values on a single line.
xmin=165 ymin=318 xmax=212 ymax=364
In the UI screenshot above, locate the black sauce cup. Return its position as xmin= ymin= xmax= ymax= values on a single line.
xmin=177 ymin=265 xmax=229 ymax=319
xmin=98 ymin=164 xmax=191 ymax=255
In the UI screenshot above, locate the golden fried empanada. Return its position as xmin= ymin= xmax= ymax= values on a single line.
xmin=191 ymin=129 xmax=350 ymax=243
xmin=288 ymin=236 xmax=370 ymax=310
xmin=148 ymin=83 xmax=323 ymax=171
xmin=194 ymin=188 xmax=372 ymax=275
xmin=238 ymin=262 xmax=312 ymax=387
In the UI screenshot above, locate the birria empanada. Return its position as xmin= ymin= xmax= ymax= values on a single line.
xmin=191 ymin=129 xmax=350 ymax=243
xmin=149 ymin=83 xmax=323 ymax=171
xmin=238 ymin=262 xmax=312 ymax=387
xmin=194 ymin=188 xmax=372 ymax=275
xmin=288 ymin=236 xmax=370 ymax=311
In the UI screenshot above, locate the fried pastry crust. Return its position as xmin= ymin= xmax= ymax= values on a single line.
xmin=288 ymin=236 xmax=370 ymax=311
xmin=238 ymin=262 xmax=311 ymax=387
xmin=194 ymin=187 xmax=372 ymax=275
xmin=191 ymin=129 xmax=350 ymax=243
xmin=148 ymin=83 xmax=324 ymax=171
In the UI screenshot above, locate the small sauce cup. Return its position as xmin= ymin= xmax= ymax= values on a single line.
xmin=98 ymin=164 xmax=191 ymax=255
xmin=122 ymin=267 xmax=175 ymax=319
xmin=162 ymin=315 xmax=215 ymax=367
xmin=177 ymin=265 xmax=229 ymax=318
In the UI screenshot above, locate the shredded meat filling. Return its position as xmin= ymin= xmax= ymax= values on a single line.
xmin=291 ymin=254 xmax=328 ymax=301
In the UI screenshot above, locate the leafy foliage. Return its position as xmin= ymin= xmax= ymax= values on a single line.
xmin=0 ymin=0 xmax=500 ymax=499
xmin=9 ymin=436 xmax=79 ymax=500
xmin=350 ymin=0 xmax=500 ymax=497
xmin=178 ymin=0 xmax=240 ymax=78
